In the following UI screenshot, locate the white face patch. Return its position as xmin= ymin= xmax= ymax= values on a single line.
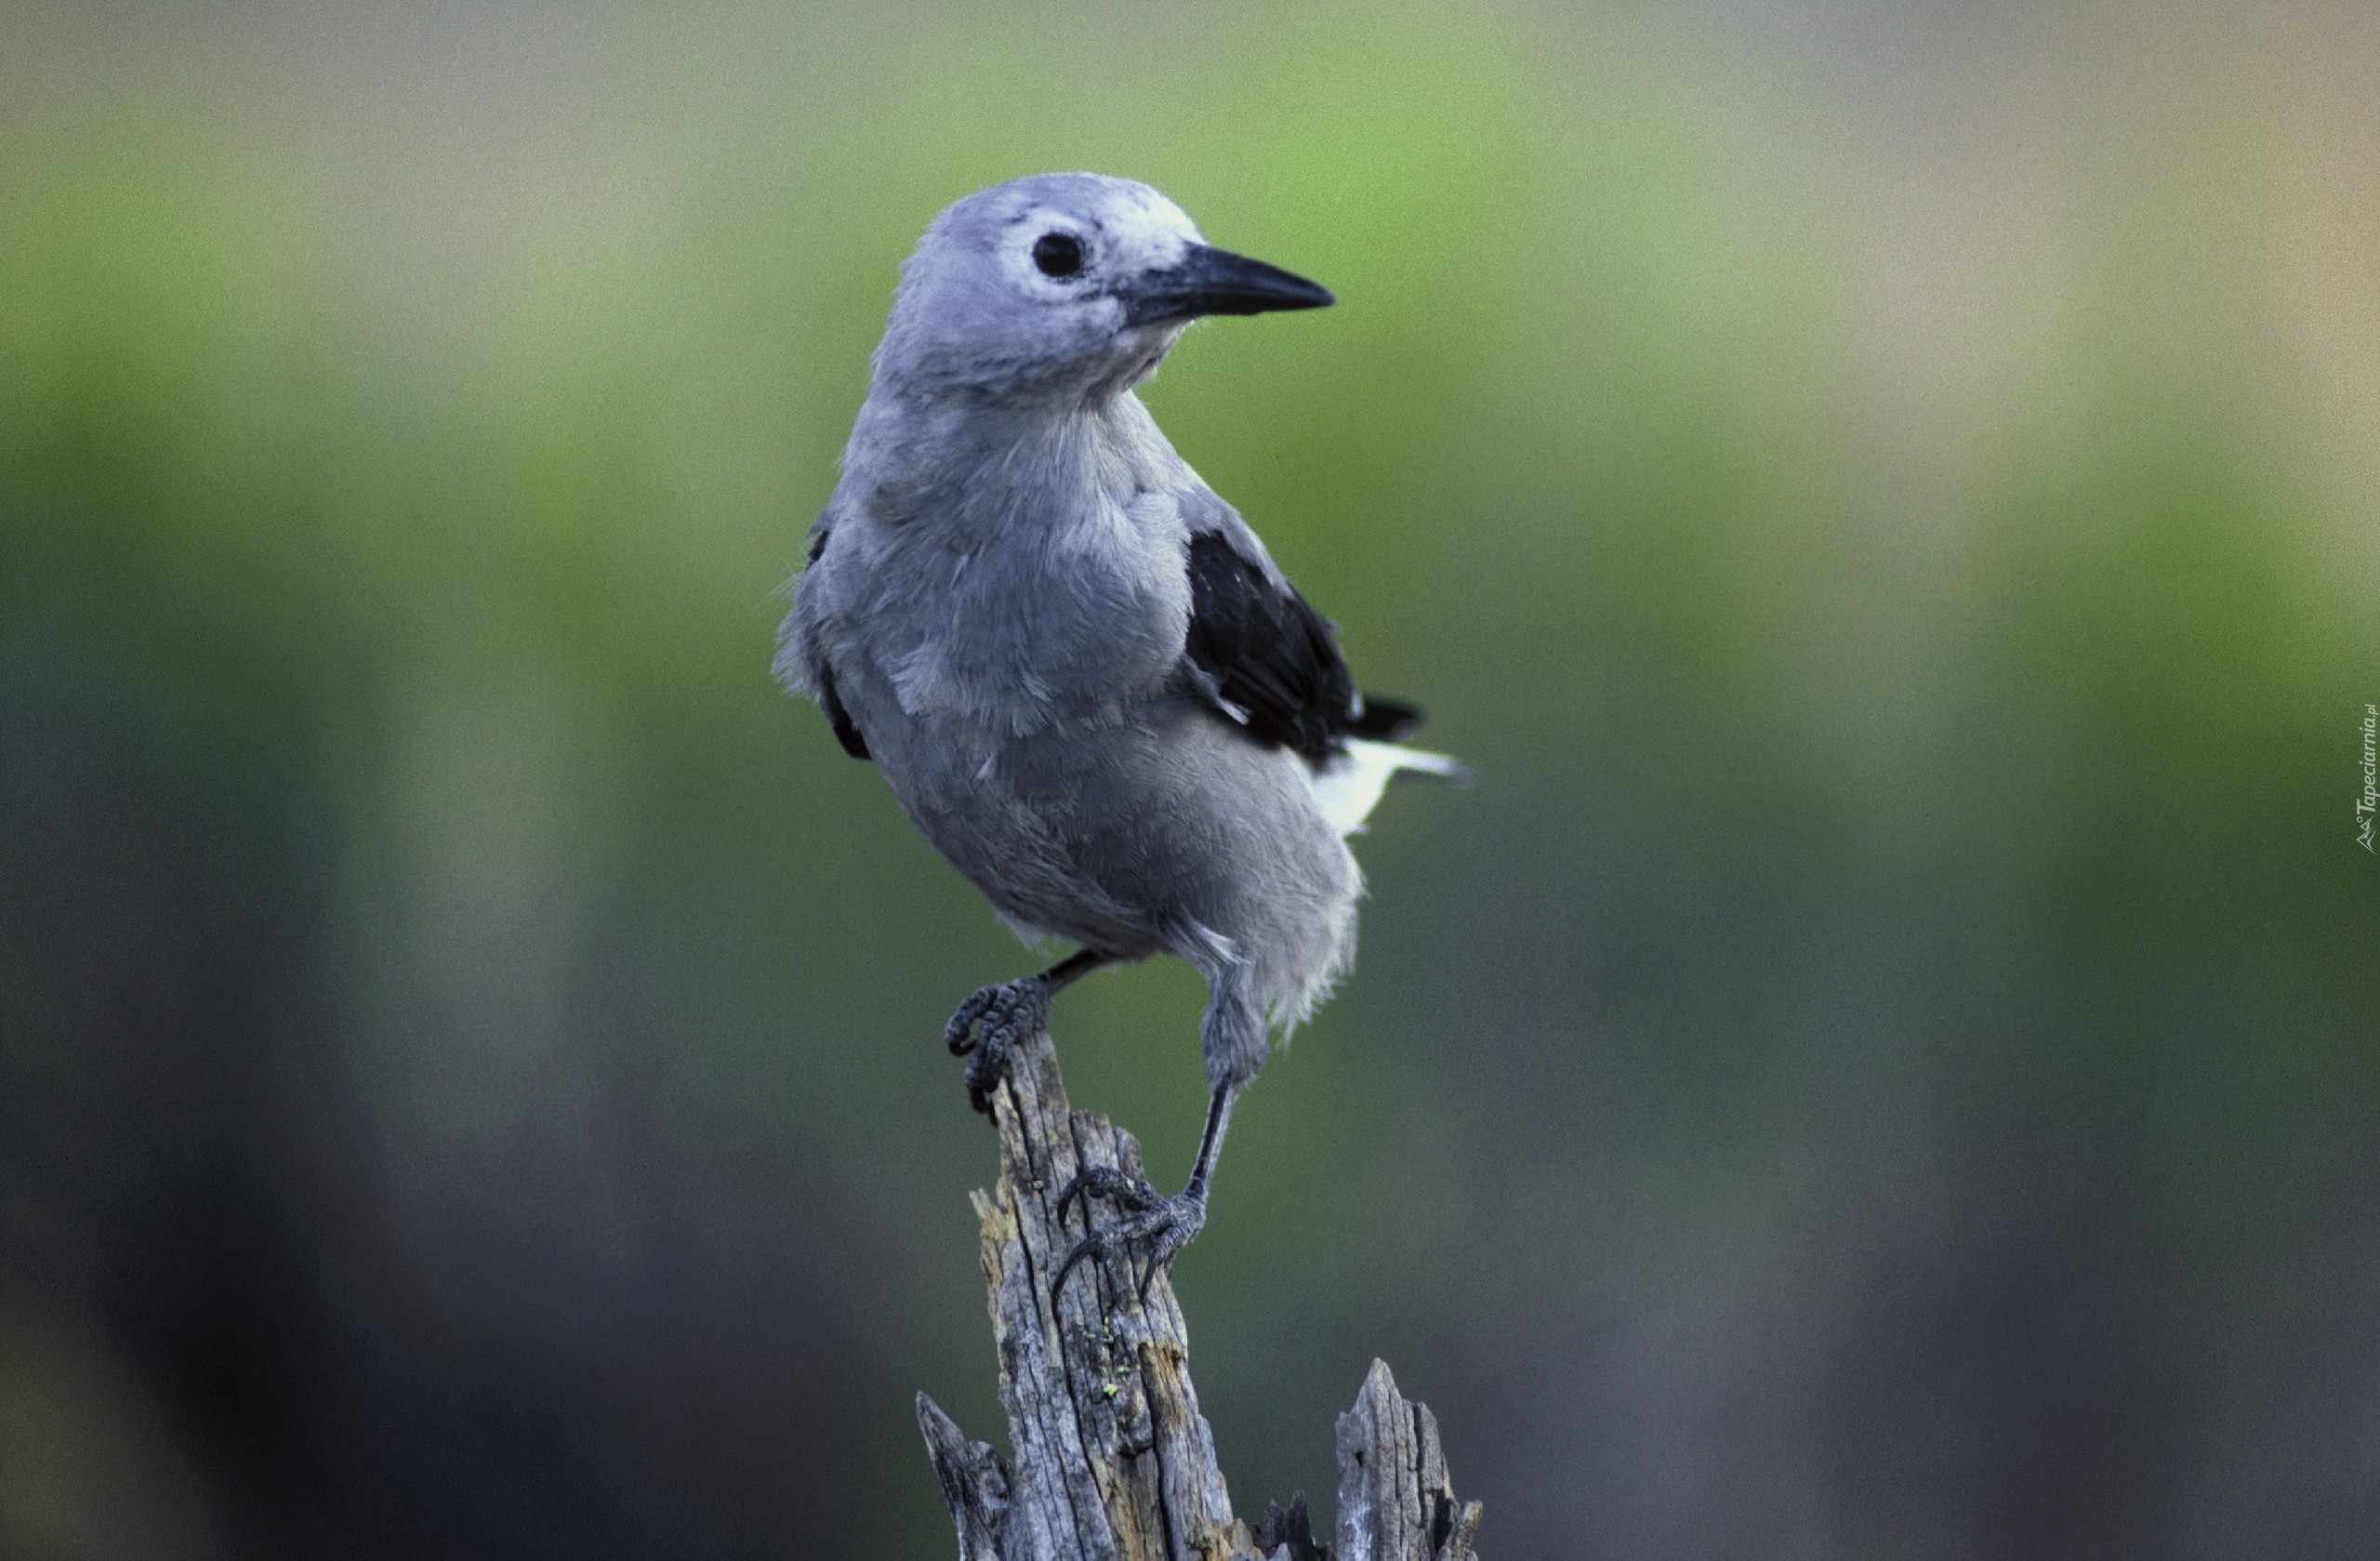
xmin=1000 ymin=184 xmax=1203 ymax=305
xmin=1092 ymin=185 xmax=1203 ymax=273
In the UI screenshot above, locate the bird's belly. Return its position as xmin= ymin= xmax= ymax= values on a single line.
xmin=871 ymin=698 xmax=1359 ymax=986
xmin=865 ymin=708 xmax=1165 ymax=952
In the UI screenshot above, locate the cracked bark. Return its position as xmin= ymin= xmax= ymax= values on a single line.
xmin=916 ymin=1026 xmax=1483 ymax=1561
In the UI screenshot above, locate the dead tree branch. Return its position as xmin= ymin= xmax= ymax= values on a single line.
xmin=915 ymin=1026 xmax=1482 ymax=1561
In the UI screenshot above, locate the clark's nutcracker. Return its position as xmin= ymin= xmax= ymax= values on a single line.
xmin=778 ymin=172 xmax=1465 ymax=1293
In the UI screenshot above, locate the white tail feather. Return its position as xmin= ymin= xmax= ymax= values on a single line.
xmin=1309 ymin=738 xmax=1473 ymax=836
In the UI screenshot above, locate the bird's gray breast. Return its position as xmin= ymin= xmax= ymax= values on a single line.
xmin=852 ymin=485 xmax=1194 ymax=735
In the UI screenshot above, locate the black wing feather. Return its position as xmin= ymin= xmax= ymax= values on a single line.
xmin=1342 ymin=693 xmax=1424 ymax=741
xmin=817 ymin=663 xmax=870 ymax=761
xmin=1183 ymin=533 xmax=1422 ymax=763
xmin=801 ymin=522 xmax=870 ymax=761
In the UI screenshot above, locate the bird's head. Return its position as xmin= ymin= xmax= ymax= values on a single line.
xmin=870 ymin=172 xmax=1333 ymax=404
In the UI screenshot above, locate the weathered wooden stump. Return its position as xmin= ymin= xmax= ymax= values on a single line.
xmin=916 ymin=1027 xmax=1483 ymax=1561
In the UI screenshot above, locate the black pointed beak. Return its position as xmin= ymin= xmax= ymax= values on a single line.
xmin=1120 ymin=244 xmax=1335 ymax=327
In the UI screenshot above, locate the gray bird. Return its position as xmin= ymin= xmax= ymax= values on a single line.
xmin=778 ymin=172 xmax=1465 ymax=1293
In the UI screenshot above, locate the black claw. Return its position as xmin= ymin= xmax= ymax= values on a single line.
xmin=1051 ymin=1189 xmax=1208 ymax=1302
xmin=942 ymin=999 xmax=980 ymax=1061
xmin=963 ymin=1050 xmax=1001 ymax=1117
xmin=1051 ymin=1230 xmax=1103 ymax=1296
xmin=942 ymin=976 xmax=1053 ymax=1117
xmin=1055 ymin=1165 xmax=1161 ymax=1224
xmin=1054 ymin=1173 xmax=1091 ymax=1224
xmin=944 ymin=988 xmax=995 ymax=1055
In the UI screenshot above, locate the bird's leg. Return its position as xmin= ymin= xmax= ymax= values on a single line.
xmin=944 ymin=946 xmax=1107 ymax=1116
xmin=1053 ymin=1085 xmax=1236 ymax=1302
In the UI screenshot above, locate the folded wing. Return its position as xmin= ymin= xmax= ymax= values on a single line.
xmin=1180 ymin=525 xmax=1467 ymax=836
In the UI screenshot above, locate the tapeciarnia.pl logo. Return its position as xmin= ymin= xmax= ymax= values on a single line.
xmin=2360 ymin=703 xmax=2377 ymax=853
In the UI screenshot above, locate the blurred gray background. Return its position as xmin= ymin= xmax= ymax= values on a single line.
xmin=3 ymin=2 xmax=2376 ymax=1556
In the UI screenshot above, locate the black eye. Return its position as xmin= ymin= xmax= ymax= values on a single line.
xmin=1032 ymin=232 xmax=1083 ymax=278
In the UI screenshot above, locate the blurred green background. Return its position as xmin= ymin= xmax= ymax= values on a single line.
xmin=4 ymin=3 xmax=2376 ymax=1556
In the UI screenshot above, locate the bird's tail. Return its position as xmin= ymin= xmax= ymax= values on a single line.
xmin=1311 ymin=737 xmax=1474 ymax=837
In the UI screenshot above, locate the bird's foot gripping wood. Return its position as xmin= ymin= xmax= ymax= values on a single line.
xmin=944 ymin=977 xmax=1053 ymax=1116
xmin=1051 ymin=1167 xmax=1209 ymax=1303
xmin=945 ymin=949 xmax=1109 ymax=1117
xmin=915 ymin=1026 xmax=1486 ymax=1560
